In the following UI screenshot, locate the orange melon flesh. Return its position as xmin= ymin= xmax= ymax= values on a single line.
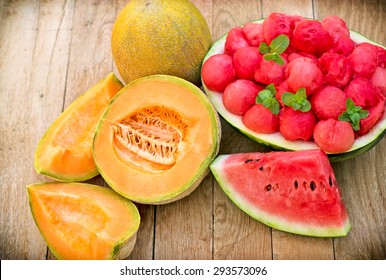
xmin=93 ymin=75 xmax=221 ymax=204
xmin=34 ymin=73 xmax=124 ymax=181
xmin=27 ymin=182 xmax=140 ymax=260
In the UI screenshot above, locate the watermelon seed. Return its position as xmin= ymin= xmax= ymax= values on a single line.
xmin=329 ymin=176 xmax=333 ymax=186
xmin=259 ymin=166 xmax=264 ymax=170
xmin=244 ymin=159 xmax=253 ymax=163
xmin=265 ymin=184 xmax=272 ymax=191
xmin=294 ymin=180 xmax=298 ymax=189
xmin=255 ymin=158 xmax=260 ymax=162
xmin=310 ymin=181 xmax=316 ymax=191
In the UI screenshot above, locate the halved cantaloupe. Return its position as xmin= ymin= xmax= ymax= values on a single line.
xmin=34 ymin=73 xmax=124 ymax=181
xmin=93 ymin=75 xmax=221 ymax=204
xmin=27 ymin=182 xmax=140 ymax=260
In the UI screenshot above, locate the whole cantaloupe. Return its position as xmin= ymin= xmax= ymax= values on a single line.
xmin=111 ymin=0 xmax=212 ymax=86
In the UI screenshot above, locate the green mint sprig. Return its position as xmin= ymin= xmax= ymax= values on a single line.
xmin=255 ymin=84 xmax=280 ymax=115
xmin=338 ymin=98 xmax=369 ymax=131
xmin=281 ymin=88 xmax=311 ymax=112
xmin=259 ymin=34 xmax=289 ymax=66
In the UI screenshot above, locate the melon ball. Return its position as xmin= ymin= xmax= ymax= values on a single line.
xmin=222 ymin=79 xmax=263 ymax=115
xmin=311 ymin=86 xmax=347 ymax=120
xmin=242 ymin=104 xmax=280 ymax=134
xmin=318 ymin=52 xmax=352 ymax=89
xmin=225 ymin=27 xmax=250 ymax=56
xmin=349 ymin=42 xmax=379 ymax=78
xmin=314 ymin=119 xmax=355 ymax=153
xmin=202 ymin=54 xmax=236 ymax=92
xmin=285 ymin=57 xmax=324 ymax=94
xmin=233 ymin=47 xmax=262 ymax=80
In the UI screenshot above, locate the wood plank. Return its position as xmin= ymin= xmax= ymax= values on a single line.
xmin=0 ymin=0 xmax=74 ymax=259
xmin=210 ymin=0 xmax=274 ymax=260
xmin=153 ymin=0 xmax=214 ymax=260
xmin=261 ymin=0 xmax=313 ymax=18
xmin=314 ymin=0 xmax=386 ymax=261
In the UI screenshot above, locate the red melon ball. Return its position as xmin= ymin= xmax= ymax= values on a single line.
xmin=279 ymin=107 xmax=316 ymax=141
xmin=292 ymin=20 xmax=333 ymax=56
xmin=311 ymin=86 xmax=347 ymax=120
xmin=233 ymin=47 xmax=262 ymax=80
xmin=313 ymin=119 xmax=355 ymax=153
xmin=224 ymin=27 xmax=250 ymax=56
xmin=202 ymin=54 xmax=236 ymax=92
xmin=222 ymin=79 xmax=263 ymax=115
xmin=242 ymin=104 xmax=280 ymax=134
xmin=285 ymin=57 xmax=324 ymax=94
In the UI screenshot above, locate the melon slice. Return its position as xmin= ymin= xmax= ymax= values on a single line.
xmin=210 ymin=150 xmax=351 ymax=237
xmin=93 ymin=75 xmax=221 ymax=204
xmin=27 ymin=182 xmax=140 ymax=260
xmin=34 ymin=73 xmax=124 ymax=181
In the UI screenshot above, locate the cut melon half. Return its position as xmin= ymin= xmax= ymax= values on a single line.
xmin=202 ymin=19 xmax=386 ymax=162
xmin=27 ymin=182 xmax=140 ymax=260
xmin=93 ymin=75 xmax=221 ymax=204
xmin=34 ymin=73 xmax=124 ymax=181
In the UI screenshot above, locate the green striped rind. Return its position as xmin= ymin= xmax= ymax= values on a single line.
xmin=202 ymin=19 xmax=386 ymax=162
xmin=210 ymin=155 xmax=351 ymax=237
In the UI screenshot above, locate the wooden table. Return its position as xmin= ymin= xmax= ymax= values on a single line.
xmin=1 ymin=0 xmax=385 ymax=260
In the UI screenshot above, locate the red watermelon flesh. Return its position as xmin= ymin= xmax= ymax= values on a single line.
xmin=210 ymin=150 xmax=351 ymax=237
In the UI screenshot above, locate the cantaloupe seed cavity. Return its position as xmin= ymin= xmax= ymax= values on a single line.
xmin=111 ymin=105 xmax=190 ymax=173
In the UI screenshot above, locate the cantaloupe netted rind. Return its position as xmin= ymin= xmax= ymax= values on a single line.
xmin=111 ymin=0 xmax=212 ymax=86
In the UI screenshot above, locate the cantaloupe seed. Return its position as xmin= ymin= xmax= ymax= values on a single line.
xmin=111 ymin=105 xmax=190 ymax=172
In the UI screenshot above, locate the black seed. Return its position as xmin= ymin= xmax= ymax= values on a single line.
xmin=244 ymin=159 xmax=253 ymax=163
xmin=310 ymin=181 xmax=316 ymax=191
xmin=265 ymin=184 xmax=272 ymax=191
xmin=255 ymin=158 xmax=260 ymax=162
xmin=259 ymin=166 xmax=264 ymax=171
xmin=294 ymin=180 xmax=298 ymax=189
xmin=329 ymin=176 xmax=333 ymax=186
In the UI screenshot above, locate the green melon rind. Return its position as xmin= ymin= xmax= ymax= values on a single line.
xmin=93 ymin=74 xmax=221 ymax=205
xmin=26 ymin=182 xmax=140 ymax=260
xmin=202 ymin=20 xmax=386 ymax=162
xmin=210 ymin=155 xmax=351 ymax=237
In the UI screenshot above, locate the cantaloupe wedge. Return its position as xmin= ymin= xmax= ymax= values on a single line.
xmin=27 ymin=182 xmax=140 ymax=260
xmin=34 ymin=73 xmax=124 ymax=181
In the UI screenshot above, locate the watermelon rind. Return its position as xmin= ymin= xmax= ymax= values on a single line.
xmin=202 ymin=19 xmax=386 ymax=162
xmin=210 ymin=154 xmax=352 ymax=237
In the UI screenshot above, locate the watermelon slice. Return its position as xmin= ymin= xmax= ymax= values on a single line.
xmin=210 ymin=150 xmax=351 ymax=237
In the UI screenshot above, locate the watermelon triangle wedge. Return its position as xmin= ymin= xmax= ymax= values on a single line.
xmin=210 ymin=149 xmax=351 ymax=237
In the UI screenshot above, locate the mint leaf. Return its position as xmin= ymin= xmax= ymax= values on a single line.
xmin=270 ymin=34 xmax=290 ymax=55
xmin=259 ymin=42 xmax=270 ymax=54
xmin=258 ymin=34 xmax=289 ymax=66
xmin=338 ymin=98 xmax=369 ymax=131
xmin=281 ymin=88 xmax=311 ymax=112
xmin=255 ymin=84 xmax=280 ymax=115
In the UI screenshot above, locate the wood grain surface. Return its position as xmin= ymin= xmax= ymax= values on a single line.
xmin=0 ymin=0 xmax=385 ymax=260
